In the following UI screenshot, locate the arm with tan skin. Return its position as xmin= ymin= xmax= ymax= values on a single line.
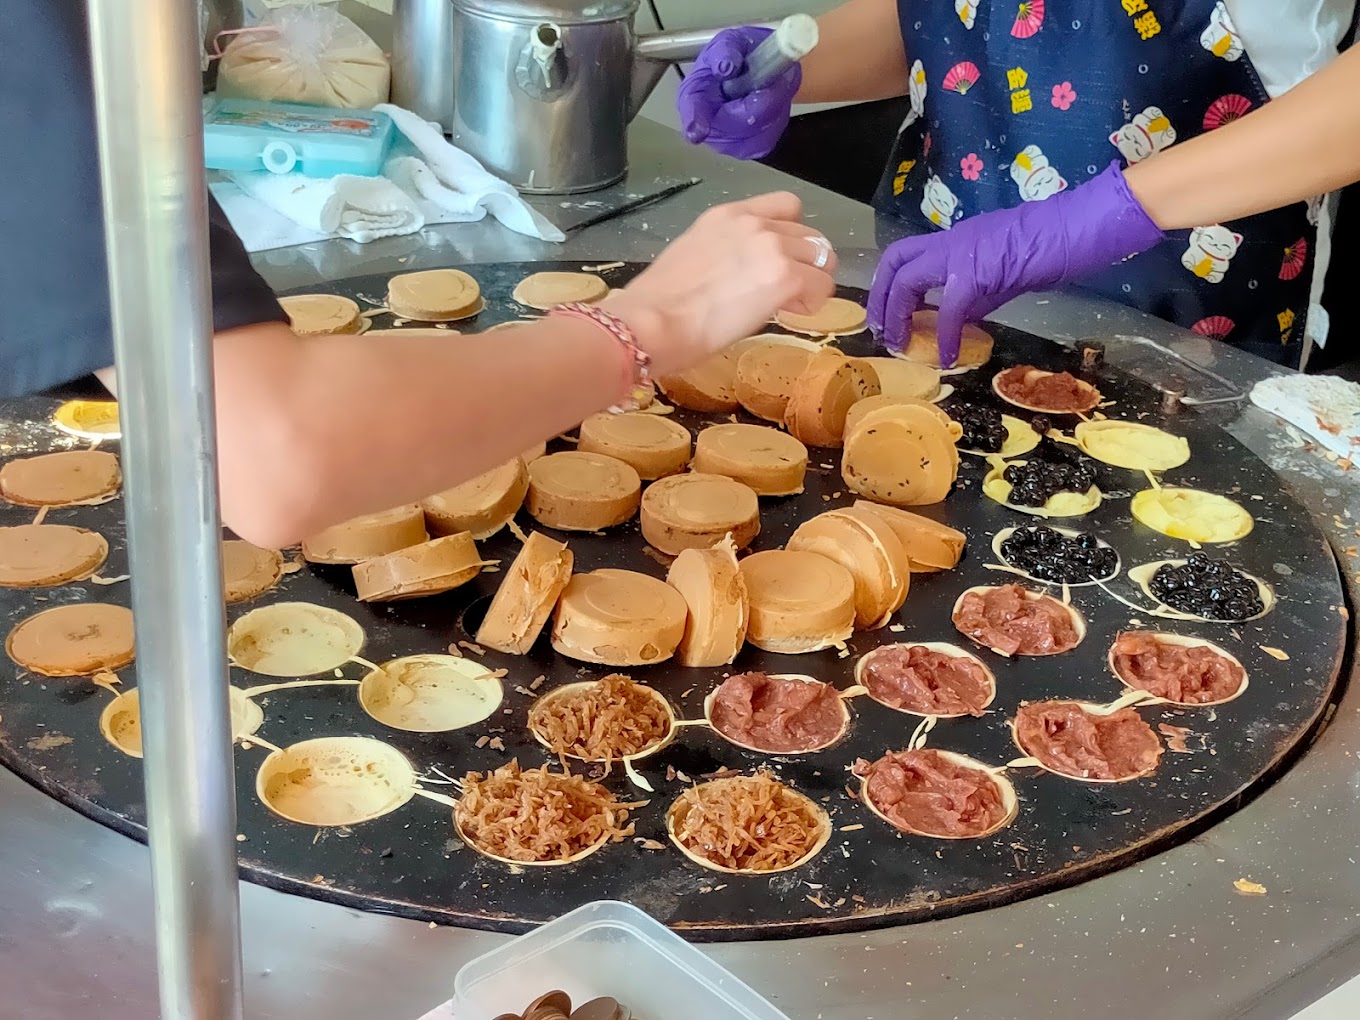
xmin=795 ymin=0 xmax=910 ymax=105
xmin=104 ymin=193 xmax=836 ymax=550
xmin=1125 ymin=44 xmax=1360 ymax=229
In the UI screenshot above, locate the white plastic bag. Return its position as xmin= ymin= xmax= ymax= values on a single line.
xmin=217 ymin=3 xmax=390 ymax=109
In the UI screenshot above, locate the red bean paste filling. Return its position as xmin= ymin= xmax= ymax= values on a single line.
xmin=996 ymin=366 xmax=1097 ymax=412
xmin=854 ymin=749 xmax=1009 ymax=837
xmin=952 ymin=583 xmax=1080 ymax=656
xmin=861 ymin=645 xmax=991 ymax=716
xmin=709 ymin=672 xmax=845 ymax=752
xmin=1112 ymin=631 xmax=1245 ymax=704
xmin=1014 ymin=701 xmax=1163 ymax=781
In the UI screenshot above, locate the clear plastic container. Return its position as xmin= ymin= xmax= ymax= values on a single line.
xmin=453 ymin=901 xmax=791 ymax=1020
xmin=202 ymin=97 xmax=394 ymax=177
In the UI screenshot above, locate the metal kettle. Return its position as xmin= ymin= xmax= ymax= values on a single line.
xmin=445 ymin=0 xmax=724 ymax=194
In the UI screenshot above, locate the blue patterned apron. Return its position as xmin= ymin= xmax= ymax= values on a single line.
xmin=872 ymin=0 xmax=1320 ymax=367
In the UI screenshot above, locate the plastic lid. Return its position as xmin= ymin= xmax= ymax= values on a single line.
xmin=261 ymin=140 xmax=298 ymax=174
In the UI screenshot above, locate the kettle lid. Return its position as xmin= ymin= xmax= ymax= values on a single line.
xmin=451 ymin=0 xmax=639 ymax=23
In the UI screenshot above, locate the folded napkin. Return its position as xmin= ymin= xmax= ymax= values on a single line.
xmin=212 ymin=102 xmax=565 ymax=251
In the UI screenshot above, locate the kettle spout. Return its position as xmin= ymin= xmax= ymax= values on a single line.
xmin=628 ymin=27 xmax=720 ymax=121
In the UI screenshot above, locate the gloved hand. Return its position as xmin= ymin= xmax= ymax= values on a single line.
xmin=867 ymin=163 xmax=1166 ymax=366
xmin=676 ymin=27 xmax=801 ymax=161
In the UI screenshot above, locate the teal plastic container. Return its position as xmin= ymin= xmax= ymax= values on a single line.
xmin=203 ymin=97 xmax=394 ymax=178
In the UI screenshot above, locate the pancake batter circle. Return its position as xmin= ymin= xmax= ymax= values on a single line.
xmin=222 ymin=540 xmax=284 ymax=604
xmin=1130 ymin=486 xmax=1254 ymax=544
xmin=0 ymin=524 xmax=108 ymax=587
xmin=900 ymin=311 xmax=994 ymax=369
xmin=1073 ymin=419 xmax=1190 ymax=472
xmin=51 ymin=400 xmax=121 ymax=442
xmin=0 ymin=450 xmax=121 ymax=507
xmin=856 ymin=748 xmax=1018 ymax=839
xmin=256 ymin=736 xmax=417 ymax=827
xmin=359 ymin=654 xmax=504 ymax=733
xmin=100 ymin=686 xmax=263 ymax=758
xmin=227 ymin=602 xmax=365 ymax=677
xmin=6 ymin=603 xmax=135 ymax=677
xmin=511 ymin=271 xmax=609 ymax=309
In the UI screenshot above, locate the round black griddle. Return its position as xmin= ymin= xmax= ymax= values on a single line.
xmin=0 ymin=261 xmax=1347 ymax=941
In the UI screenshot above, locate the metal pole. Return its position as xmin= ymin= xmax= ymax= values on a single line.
xmin=85 ymin=3 xmax=244 ymax=1019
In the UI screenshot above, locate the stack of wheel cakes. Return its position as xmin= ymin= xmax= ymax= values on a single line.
xmin=0 ymin=263 xmax=1334 ymax=936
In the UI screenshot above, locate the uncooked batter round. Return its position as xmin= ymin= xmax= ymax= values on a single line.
xmin=279 ymin=294 xmax=365 ymax=335
xmin=256 ymin=736 xmax=417 ymax=827
xmin=359 ymin=654 xmax=504 ymax=732
xmin=0 ymin=524 xmax=108 ymax=587
xmin=222 ymin=540 xmax=283 ymax=604
xmin=1074 ymin=420 xmax=1190 ymax=472
xmin=6 ymin=602 xmax=135 ymax=676
xmin=51 ymin=400 xmax=121 ymax=442
xmin=386 ymin=268 xmax=484 ymax=321
xmin=100 ymin=686 xmax=263 ymax=758
xmin=0 ymin=450 xmax=121 ymax=507
xmin=1130 ymin=487 xmax=1254 ymax=544
xmin=227 ymin=602 xmax=365 ymax=677
xmin=512 ymin=271 xmax=609 ymax=309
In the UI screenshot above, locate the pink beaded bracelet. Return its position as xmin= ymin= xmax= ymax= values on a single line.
xmin=549 ymin=301 xmax=655 ymax=413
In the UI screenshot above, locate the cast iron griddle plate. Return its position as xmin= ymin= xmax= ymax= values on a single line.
xmin=0 ymin=262 xmax=1346 ymax=941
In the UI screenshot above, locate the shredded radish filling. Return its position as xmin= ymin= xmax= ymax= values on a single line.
xmin=670 ymin=772 xmax=825 ymax=872
xmin=457 ymin=760 xmax=637 ymax=862
xmin=528 ymin=674 xmax=670 ymax=761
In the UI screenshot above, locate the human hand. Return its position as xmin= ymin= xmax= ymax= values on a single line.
xmin=604 ymin=192 xmax=836 ymax=376
xmin=676 ymin=27 xmax=801 ymax=161
xmin=867 ymin=163 xmax=1165 ymax=366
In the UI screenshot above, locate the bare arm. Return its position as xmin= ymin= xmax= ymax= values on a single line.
xmin=135 ymin=193 xmax=837 ymax=549
xmin=795 ymin=0 xmax=909 ymax=105
xmin=1126 ymin=45 xmax=1360 ymax=229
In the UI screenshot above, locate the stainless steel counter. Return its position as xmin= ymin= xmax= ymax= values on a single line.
xmin=3 ymin=119 xmax=1357 ymax=1020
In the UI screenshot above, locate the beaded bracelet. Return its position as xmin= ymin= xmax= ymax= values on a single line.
xmin=549 ymin=301 xmax=654 ymax=413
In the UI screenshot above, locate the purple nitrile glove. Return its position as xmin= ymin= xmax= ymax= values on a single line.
xmin=867 ymin=163 xmax=1166 ymax=367
xmin=676 ymin=27 xmax=802 ymax=161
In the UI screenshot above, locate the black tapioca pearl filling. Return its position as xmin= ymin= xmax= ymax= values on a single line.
xmin=949 ymin=402 xmax=1007 ymax=453
xmin=1000 ymin=525 xmax=1118 ymax=584
xmin=1148 ymin=553 xmax=1265 ymax=621
xmin=1002 ymin=456 xmax=1097 ymax=508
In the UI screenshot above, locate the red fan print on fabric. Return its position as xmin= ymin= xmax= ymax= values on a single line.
xmin=1191 ymin=316 xmax=1235 ymax=341
xmin=943 ymin=62 xmax=981 ymax=95
xmin=1279 ymin=238 xmax=1308 ymax=281
xmin=1012 ymin=0 xmax=1045 ymax=38
xmin=1203 ymin=94 xmax=1252 ymax=131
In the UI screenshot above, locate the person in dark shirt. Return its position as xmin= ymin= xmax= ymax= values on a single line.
xmin=0 ymin=3 xmax=837 ymax=548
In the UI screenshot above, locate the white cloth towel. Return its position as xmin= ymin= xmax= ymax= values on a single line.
xmin=213 ymin=102 xmax=565 ymax=251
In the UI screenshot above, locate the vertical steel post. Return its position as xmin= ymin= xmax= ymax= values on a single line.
xmin=85 ymin=3 xmax=244 ymax=1018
